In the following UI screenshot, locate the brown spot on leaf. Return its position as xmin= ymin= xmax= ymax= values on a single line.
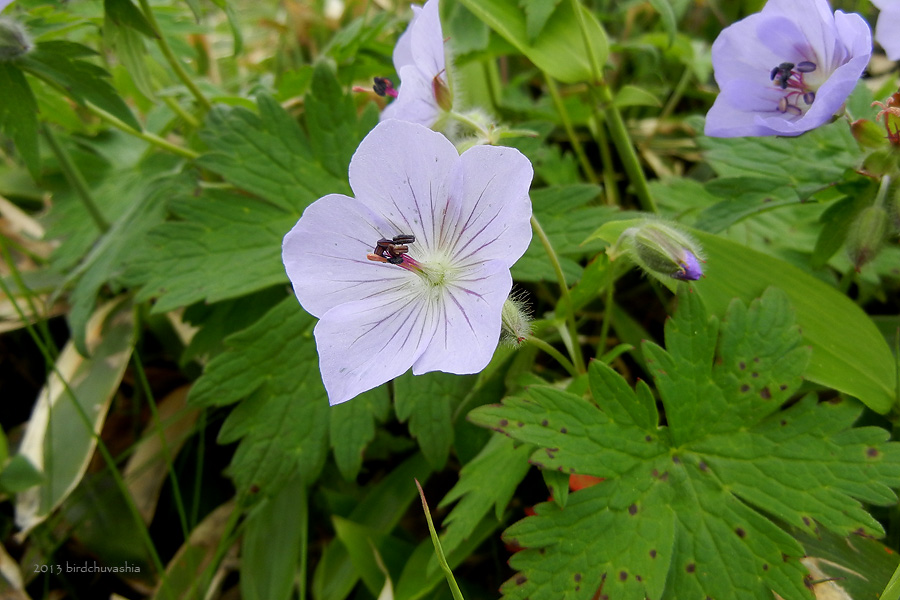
xmin=541 ymin=419 xmax=548 ymax=426
xmin=740 ymin=384 xmax=750 ymax=393
xmin=760 ymin=387 xmax=771 ymax=399
xmin=780 ymin=420 xmax=787 ymax=426
xmin=751 ymin=372 xmax=759 ymax=378
xmin=515 ymin=575 xmax=527 ymax=585
xmin=735 ymin=527 xmax=746 ymax=538
xmin=867 ymin=447 xmax=880 ymax=458
xmin=672 ymin=455 xmax=681 ymax=464
xmin=517 ymin=421 xmax=525 ymax=428
xmin=645 ymin=435 xmax=653 ymax=442
xmin=628 ymin=504 xmax=638 ymax=515
xmin=649 ymin=549 xmax=657 ymax=558
xmin=802 ymin=517 xmax=811 ymax=527
xmin=779 ymin=384 xmax=788 ymax=391
xmin=574 ymin=574 xmax=582 ymax=582
xmin=686 ymin=563 xmax=696 ymax=573
xmin=739 ymin=361 xmax=746 ymax=370
xmin=763 ymin=564 xmax=769 ymax=571
xmin=619 ymin=571 xmax=627 ymax=581
xmin=499 ymin=419 xmax=509 ymax=426
xmin=560 ymin=427 xmax=568 ymax=434
xmin=699 ymin=461 xmax=708 ymax=471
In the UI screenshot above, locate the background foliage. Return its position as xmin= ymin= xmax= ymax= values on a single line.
xmin=0 ymin=0 xmax=899 ymax=599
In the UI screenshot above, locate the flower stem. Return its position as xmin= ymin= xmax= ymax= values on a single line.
xmin=526 ymin=336 xmax=580 ymax=378
xmin=592 ymin=84 xmax=658 ymax=213
xmin=530 ymin=214 xmax=586 ymax=374
xmin=416 ymin=479 xmax=466 ymax=600
xmin=544 ymin=74 xmax=599 ymax=185
xmin=568 ymin=0 xmax=656 ymax=213
xmin=137 ymin=0 xmax=212 ymax=112
xmin=162 ymin=95 xmax=201 ymax=129
xmin=85 ymin=103 xmax=201 ymax=160
xmin=42 ymin=124 xmax=110 ymax=232
xmin=598 ymin=266 xmax=615 ymax=355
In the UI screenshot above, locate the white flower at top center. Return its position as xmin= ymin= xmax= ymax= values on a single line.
xmin=282 ymin=120 xmax=533 ymax=405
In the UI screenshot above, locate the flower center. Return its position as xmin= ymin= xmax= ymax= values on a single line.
xmin=770 ymin=61 xmax=818 ymax=117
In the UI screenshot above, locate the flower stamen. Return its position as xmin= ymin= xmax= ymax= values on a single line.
xmin=771 ymin=60 xmax=818 ymax=117
xmin=367 ymin=234 xmax=416 ymax=264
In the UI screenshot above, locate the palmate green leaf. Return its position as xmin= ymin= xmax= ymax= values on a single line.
xmin=469 ymin=287 xmax=900 ymax=600
xmin=19 ymin=41 xmax=141 ymax=131
xmin=588 ymin=220 xmax=898 ymax=412
xmin=197 ymin=89 xmax=350 ymax=213
xmin=394 ymin=371 xmax=476 ymax=470
xmin=330 ymin=386 xmax=391 ymax=481
xmin=129 ymin=188 xmax=296 ymax=313
xmin=0 ymin=62 xmax=39 ymax=179
xmin=188 ymin=297 xmax=330 ymax=497
xmin=436 ymin=434 xmax=532 ymax=557
xmin=697 ymin=119 xmax=861 ymax=197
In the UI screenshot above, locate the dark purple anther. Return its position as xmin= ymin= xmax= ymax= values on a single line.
xmin=373 ymin=77 xmax=398 ymax=98
xmin=796 ymin=61 xmax=817 ymax=73
xmin=802 ymin=91 xmax=816 ymax=105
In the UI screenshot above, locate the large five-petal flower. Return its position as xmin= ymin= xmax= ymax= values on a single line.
xmin=381 ymin=0 xmax=450 ymax=128
xmin=705 ymin=0 xmax=871 ymax=137
xmin=282 ymin=120 xmax=533 ymax=405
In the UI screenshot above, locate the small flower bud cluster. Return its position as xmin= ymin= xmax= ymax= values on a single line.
xmin=610 ymin=220 xmax=705 ymax=284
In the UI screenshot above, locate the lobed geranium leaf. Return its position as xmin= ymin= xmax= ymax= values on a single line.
xmin=469 ymin=287 xmax=900 ymax=600
xmin=197 ymin=93 xmax=347 ymax=213
xmin=394 ymin=372 xmax=476 ymax=470
xmin=697 ymin=120 xmax=860 ymax=197
xmin=437 ymin=434 xmax=532 ymax=556
xmin=518 ymin=0 xmax=562 ymax=43
xmin=330 ymin=385 xmax=391 ymax=481
xmin=19 ymin=41 xmax=141 ymax=131
xmin=129 ymin=188 xmax=295 ymax=313
xmin=0 ymin=63 xmax=40 ymax=179
xmin=189 ymin=297 xmax=330 ymax=497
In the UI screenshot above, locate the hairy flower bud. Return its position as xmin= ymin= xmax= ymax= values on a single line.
xmin=611 ymin=220 xmax=705 ymax=282
xmin=500 ymin=291 xmax=533 ymax=347
xmin=845 ymin=205 xmax=888 ymax=270
xmin=0 ymin=17 xmax=32 ymax=61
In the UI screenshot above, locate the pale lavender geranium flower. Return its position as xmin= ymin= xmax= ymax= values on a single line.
xmin=872 ymin=0 xmax=900 ymax=60
xmin=282 ymin=119 xmax=533 ymax=405
xmin=380 ymin=0 xmax=450 ymax=128
xmin=705 ymin=0 xmax=871 ymax=137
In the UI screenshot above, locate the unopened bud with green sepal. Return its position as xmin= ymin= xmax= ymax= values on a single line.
xmin=0 ymin=17 xmax=32 ymax=61
xmin=609 ymin=219 xmax=705 ymax=283
xmin=845 ymin=205 xmax=888 ymax=270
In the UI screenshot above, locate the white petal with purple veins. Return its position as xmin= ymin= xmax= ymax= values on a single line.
xmin=349 ymin=120 xmax=458 ymax=253
xmin=315 ymin=287 xmax=439 ymax=405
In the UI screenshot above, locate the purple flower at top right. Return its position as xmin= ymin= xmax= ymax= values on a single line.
xmin=705 ymin=0 xmax=871 ymax=138
xmin=872 ymin=0 xmax=900 ymax=60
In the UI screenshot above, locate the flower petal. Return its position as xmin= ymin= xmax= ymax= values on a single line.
xmin=349 ymin=119 xmax=459 ymax=254
xmin=761 ymin=0 xmax=838 ymax=70
xmin=380 ymin=65 xmax=440 ymax=127
xmin=412 ymin=259 xmax=512 ymax=375
xmin=410 ymin=0 xmax=445 ymax=79
xmin=442 ymin=145 xmax=534 ymax=268
xmin=392 ymin=5 xmax=421 ymax=71
xmin=283 ymin=193 xmax=412 ymax=319
xmin=315 ymin=286 xmax=438 ymax=405
xmin=874 ymin=4 xmax=900 ymax=60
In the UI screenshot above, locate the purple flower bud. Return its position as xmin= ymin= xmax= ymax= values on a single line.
xmin=705 ymin=0 xmax=871 ymax=138
xmin=611 ymin=220 xmax=705 ymax=284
